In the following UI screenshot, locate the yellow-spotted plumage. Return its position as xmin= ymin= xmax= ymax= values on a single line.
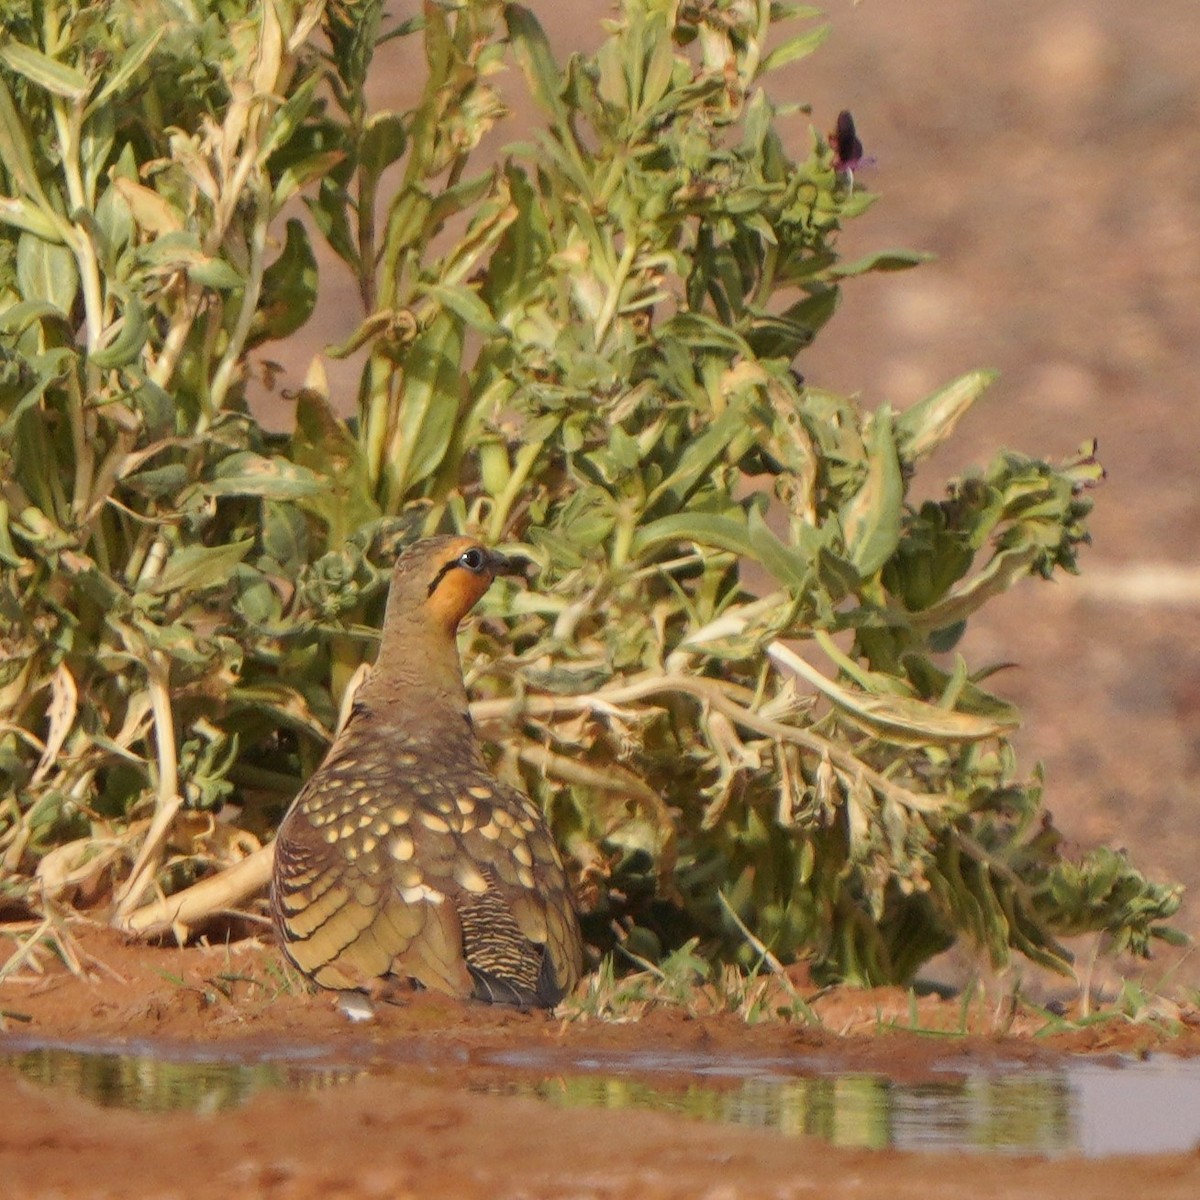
xmin=271 ymin=536 xmax=582 ymax=1008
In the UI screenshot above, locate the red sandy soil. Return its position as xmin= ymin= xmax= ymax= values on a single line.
xmin=4 ymin=926 xmax=1200 ymax=1200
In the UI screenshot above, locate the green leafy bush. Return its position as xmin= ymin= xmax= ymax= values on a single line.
xmin=0 ymin=0 xmax=1181 ymax=984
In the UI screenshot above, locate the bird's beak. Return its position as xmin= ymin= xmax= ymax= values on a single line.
xmin=489 ymin=549 xmax=533 ymax=580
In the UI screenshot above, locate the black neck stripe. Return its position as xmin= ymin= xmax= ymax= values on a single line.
xmin=427 ymin=557 xmax=460 ymax=597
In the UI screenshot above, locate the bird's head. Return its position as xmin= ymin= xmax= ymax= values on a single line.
xmin=385 ymin=535 xmax=525 ymax=636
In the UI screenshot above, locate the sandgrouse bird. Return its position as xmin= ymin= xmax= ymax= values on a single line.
xmin=271 ymin=535 xmax=582 ymax=1009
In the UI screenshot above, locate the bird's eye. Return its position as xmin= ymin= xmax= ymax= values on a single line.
xmin=458 ymin=547 xmax=487 ymax=573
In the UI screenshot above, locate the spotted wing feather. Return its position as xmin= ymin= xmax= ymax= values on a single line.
xmin=272 ymin=742 xmax=473 ymax=996
xmin=273 ymin=732 xmax=581 ymax=1006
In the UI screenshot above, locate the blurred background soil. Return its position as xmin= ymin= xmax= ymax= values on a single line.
xmin=256 ymin=0 xmax=1200 ymax=990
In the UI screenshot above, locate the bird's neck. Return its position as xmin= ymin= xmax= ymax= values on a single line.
xmin=354 ymin=613 xmax=471 ymax=727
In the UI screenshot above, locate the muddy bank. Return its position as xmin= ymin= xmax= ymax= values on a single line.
xmin=3 ymin=926 xmax=1200 ymax=1199
xmin=3 ymin=924 xmax=1197 ymax=1065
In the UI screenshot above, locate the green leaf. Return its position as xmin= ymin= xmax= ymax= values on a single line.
xmin=86 ymin=27 xmax=165 ymax=115
xmin=0 ymin=75 xmax=47 ymax=206
xmin=291 ymin=388 xmax=380 ymax=541
xmin=142 ymin=539 xmax=255 ymax=596
xmin=122 ymin=463 xmax=189 ymax=500
xmin=387 ymin=310 xmax=465 ymax=497
xmin=769 ymin=5 xmax=825 ymax=19
xmin=0 ymin=498 xmax=23 ymax=566
xmin=259 ymin=73 xmax=324 ymax=164
xmin=755 ymin=289 xmax=838 ymax=353
xmin=829 ymin=249 xmax=931 ymax=278
xmin=746 ymin=505 xmax=811 ymax=589
xmin=233 ymin=565 xmax=283 ymax=627
xmin=631 ymin=504 xmax=810 ymax=593
xmin=0 ymin=40 xmax=91 ymax=101
xmin=205 ymin=452 xmax=322 ymax=500
xmin=0 ymin=371 xmax=57 ymax=438
xmin=89 ymin=297 xmax=149 ymax=369
xmin=909 ymin=543 xmax=1041 ymax=634
xmin=379 ymin=185 xmax=433 ymax=266
xmin=261 ymin=500 xmax=309 ymax=573
xmin=186 ymin=255 xmax=245 ymax=291
xmin=248 ymin=218 xmax=318 ymax=346
xmin=360 ymin=111 xmax=407 ymax=180
xmin=273 ymin=149 xmax=346 ymax=210
xmin=505 ymin=5 xmax=566 ymax=124
xmin=130 ymin=227 xmax=192 ymax=264
xmin=16 ymin=233 xmax=78 ymax=316
xmin=420 ymin=281 xmax=503 ymax=336
xmin=307 ymin=167 xmax=359 ymax=272
xmin=631 ymin=510 xmax=756 ymax=561
xmin=647 ymin=400 xmax=757 ymax=513
xmin=759 ymin=24 xmax=830 ymax=74
xmin=0 ymin=300 xmax=72 ymax=339
xmin=0 ymin=196 xmax=61 ymax=240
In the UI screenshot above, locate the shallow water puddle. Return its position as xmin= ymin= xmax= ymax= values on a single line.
xmin=479 ymin=1047 xmax=1200 ymax=1157
xmin=4 ymin=1038 xmax=1200 ymax=1157
xmin=5 ymin=1040 xmax=364 ymax=1115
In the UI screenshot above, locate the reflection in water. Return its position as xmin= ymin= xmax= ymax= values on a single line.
xmin=889 ymin=1075 xmax=1070 ymax=1155
xmin=9 ymin=1046 xmax=363 ymax=1114
xmin=480 ymin=1069 xmax=1073 ymax=1155
xmin=5 ymin=1041 xmax=1200 ymax=1157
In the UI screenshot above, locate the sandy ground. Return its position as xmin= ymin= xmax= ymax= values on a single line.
xmin=5 ymin=3 xmax=1200 ymax=1198
xmin=3 ymin=927 xmax=1200 ymax=1200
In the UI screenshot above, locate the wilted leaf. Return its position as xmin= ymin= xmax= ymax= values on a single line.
xmin=768 ymin=640 xmax=1018 ymax=744
xmin=839 ymin=405 xmax=902 ymax=577
xmin=112 ymin=178 xmax=184 ymax=237
xmin=895 ymin=370 xmax=997 ymax=463
xmin=36 ymin=837 xmax=125 ymax=902
xmin=30 ymin=663 xmax=78 ymax=786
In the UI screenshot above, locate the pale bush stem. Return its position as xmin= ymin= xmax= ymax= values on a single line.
xmin=113 ymin=652 xmax=181 ymax=921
